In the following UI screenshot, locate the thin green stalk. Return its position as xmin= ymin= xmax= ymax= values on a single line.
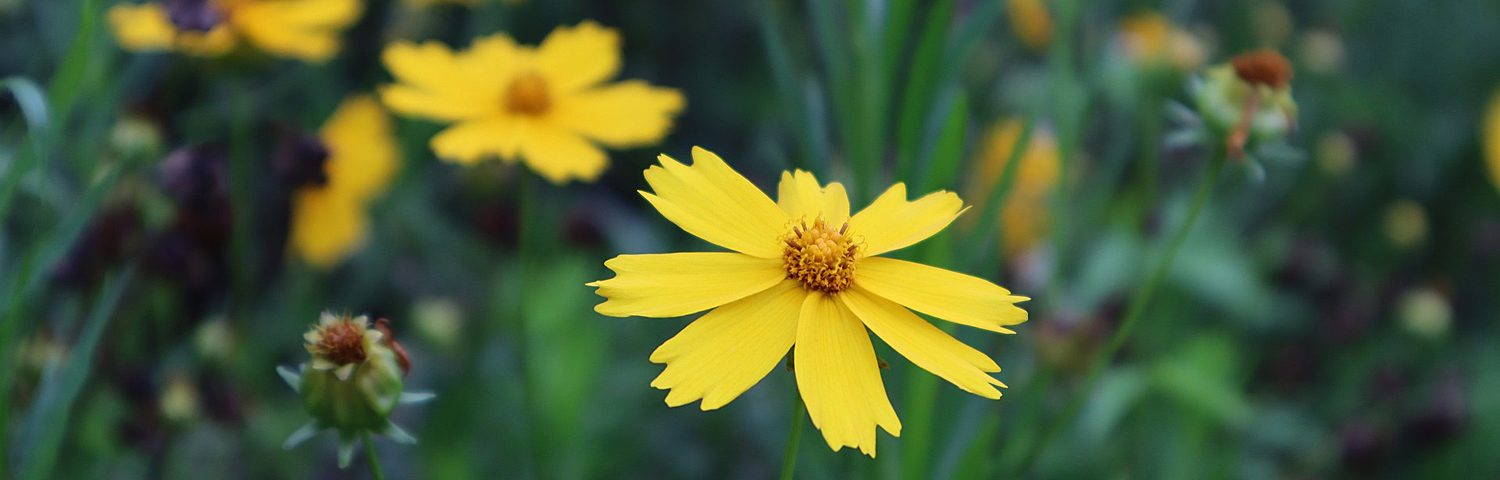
xmin=779 ymin=392 xmax=806 ymax=480
xmin=516 ymin=175 xmax=545 ymax=476
xmin=363 ymin=432 xmax=387 ymax=480
xmin=1010 ymin=150 xmax=1227 ymax=476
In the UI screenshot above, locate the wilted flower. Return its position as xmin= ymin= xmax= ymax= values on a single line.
xmin=287 ymin=96 xmax=400 ymax=268
xmin=965 ymin=119 xmax=1061 ymax=257
xmin=279 ymin=313 xmax=432 ymax=468
xmin=107 ymin=0 xmax=361 ymax=62
xmin=1194 ymin=49 xmax=1298 ymax=158
xmin=591 ymin=147 xmax=1028 ymax=456
xmin=380 ymin=21 xmax=685 ymax=183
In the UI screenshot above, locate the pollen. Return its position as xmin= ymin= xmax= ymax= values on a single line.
xmin=505 ymin=72 xmax=552 ymax=116
xmin=314 ymin=319 xmax=368 ymax=365
xmin=1230 ymin=49 xmax=1293 ymax=89
xmin=783 ymin=217 xmax=860 ymax=294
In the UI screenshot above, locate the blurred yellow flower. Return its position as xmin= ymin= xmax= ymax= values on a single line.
xmin=1484 ymin=91 xmax=1500 ymax=195
xmin=966 ymin=120 xmax=1061 ymax=257
xmin=591 ymin=147 xmax=1029 ymax=456
xmin=107 ymin=0 xmax=361 ymax=62
xmin=380 ymin=22 xmax=686 ymax=184
xmin=1118 ymin=12 xmax=1206 ymax=72
xmin=289 ymin=96 xmax=399 ymax=268
xmin=402 ymin=0 xmax=524 ymax=6
xmin=1008 ymin=0 xmax=1052 ymax=51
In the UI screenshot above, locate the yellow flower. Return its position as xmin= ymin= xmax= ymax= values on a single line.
xmin=289 ymin=95 xmax=399 ymax=268
xmin=1484 ymin=91 xmax=1500 ymax=195
xmin=107 ymin=0 xmax=361 ymax=62
xmin=379 ymin=22 xmax=686 ymax=184
xmin=1118 ymin=12 xmax=1206 ymax=72
xmin=1007 ymin=0 xmax=1052 ymax=51
xmin=966 ymin=120 xmax=1061 ymax=257
xmin=402 ymin=0 xmax=524 ymax=6
xmin=590 ymin=147 xmax=1029 ymax=456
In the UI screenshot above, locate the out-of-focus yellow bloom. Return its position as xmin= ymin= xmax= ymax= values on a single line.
xmin=1298 ymin=29 xmax=1346 ymax=75
xmin=1483 ymin=91 xmax=1500 ymax=196
xmin=591 ymin=147 xmax=1028 ymax=456
xmin=1398 ymin=286 xmax=1451 ymax=340
xmin=107 ymin=0 xmax=361 ymax=62
xmin=1252 ymin=1 xmax=1294 ymax=47
xmin=966 ymin=120 xmax=1061 ymax=257
xmin=402 ymin=0 xmax=524 ymax=6
xmin=1118 ymin=12 xmax=1206 ymax=72
xmin=380 ymin=22 xmax=685 ymax=184
xmin=289 ymin=96 xmax=399 ymax=268
xmin=1384 ymin=199 xmax=1428 ymax=248
xmin=1007 ymin=0 xmax=1052 ymax=51
xmin=1316 ymin=131 xmax=1356 ymax=176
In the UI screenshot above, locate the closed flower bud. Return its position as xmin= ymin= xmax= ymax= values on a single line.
xmin=1194 ymin=49 xmax=1298 ymax=158
xmin=279 ymin=312 xmax=433 ymax=468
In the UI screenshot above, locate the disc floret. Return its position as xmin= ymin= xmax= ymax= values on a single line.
xmin=782 ymin=217 xmax=860 ymax=293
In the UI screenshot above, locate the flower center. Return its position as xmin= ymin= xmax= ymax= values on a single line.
xmin=163 ymin=0 xmax=226 ymax=33
xmin=314 ymin=320 xmax=367 ymax=365
xmin=782 ymin=217 xmax=859 ymax=294
xmin=504 ymin=73 xmax=552 ymax=116
xmin=1229 ymin=49 xmax=1293 ymax=89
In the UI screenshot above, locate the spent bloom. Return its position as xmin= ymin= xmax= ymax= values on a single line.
xmin=279 ymin=313 xmax=432 ymax=468
xmin=286 ymin=95 xmax=400 ymax=268
xmin=590 ymin=147 xmax=1029 ymax=456
xmin=1194 ymin=49 xmax=1298 ymax=158
xmin=966 ymin=119 xmax=1062 ymax=257
xmin=108 ymin=0 xmax=361 ymax=62
xmin=380 ymin=21 xmax=685 ymax=183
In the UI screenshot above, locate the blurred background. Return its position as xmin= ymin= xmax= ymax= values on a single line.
xmin=2 ymin=0 xmax=1500 ymax=478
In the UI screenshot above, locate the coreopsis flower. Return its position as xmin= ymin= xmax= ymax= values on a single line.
xmin=287 ymin=95 xmax=400 ymax=268
xmin=590 ymin=147 xmax=1029 ymax=456
xmin=279 ymin=313 xmax=432 ymax=468
xmin=1007 ymin=0 xmax=1052 ymax=51
xmin=1484 ymin=91 xmax=1500 ymax=195
xmin=107 ymin=0 xmax=361 ymax=62
xmin=379 ymin=22 xmax=685 ymax=183
xmin=402 ymin=0 xmax=523 ymax=6
xmin=1117 ymin=12 xmax=1206 ymax=72
xmin=965 ymin=120 xmax=1061 ymax=257
xmin=1194 ymin=49 xmax=1297 ymax=158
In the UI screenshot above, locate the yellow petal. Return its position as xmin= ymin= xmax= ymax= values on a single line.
xmin=840 ymin=287 xmax=1005 ymax=398
xmin=795 ymin=292 xmax=900 ymax=457
xmin=430 ymin=118 xmax=523 ymax=166
xmin=108 ymin=4 xmax=176 ymax=51
xmin=847 ymin=183 xmax=965 ymax=256
xmin=533 ymin=21 xmax=621 ymax=93
xmin=551 ymin=80 xmax=685 ymax=147
xmin=379 ymin=40 xmax=506 ymax=121
xmin=590 ymin=253 xmax=786 ymax=318
xmin=647 ymin=280 xmax=803 ymax=409
xmin=516 ymin=121 xmax=608 ymax=183
xmin=232 ymin=0 xmax=361 ymax=62
xmin=320 ymin=95 xmax=399 ymax=203
xmin=854 ymin=257 xmax=1028 ymax=334
xmin=289 ymin=187 xmax=367 ymax=269
xmin=641 ymin=147 xmax=788 ymax=258
xmin=776 ymin=170 xmax=850 ymax=224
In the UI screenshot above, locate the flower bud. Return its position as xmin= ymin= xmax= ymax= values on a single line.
xmin=1194 ymin=50 xmax=1298 ymax=158
xmin=279 ymin=312 xmax=432 ymax=468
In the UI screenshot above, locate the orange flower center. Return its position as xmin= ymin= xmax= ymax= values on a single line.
xmin=782 ymin=218 xmax=859 ymax=294
xmin=314 ymin=320 xmax=367 ymax=365
xmin=1229 ymin=49 xmax=1293 ymax=89
xmin=505 ymin=72 xmax=552 ymax=116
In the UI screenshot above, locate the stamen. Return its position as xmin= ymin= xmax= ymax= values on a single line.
xmin=782 ymin=217 xmax=860 ymax=293
xmin=505 ymin=72 xmax=552 ymax=116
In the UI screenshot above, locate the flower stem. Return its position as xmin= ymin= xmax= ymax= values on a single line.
xmin=1010 ymin=149 xmax=1226 ymax=476
xmin=779 ymin=391 xmax=806 ymax=480
xmin=363 ymin=433 xmax=386 ymax=480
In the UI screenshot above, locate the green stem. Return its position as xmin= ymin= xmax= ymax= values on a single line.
xmin=1010 ymin=150 xmax=1226 ymax=476
xmin=779 ymin=391 xmax=806 ymax=480
xmin=516 ymin=175 xmax=545 ymax=476
xmin=363 ymin=432 xmax=387 ymax=480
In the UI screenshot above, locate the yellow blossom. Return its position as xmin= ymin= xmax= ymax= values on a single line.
xmin=379 ymin=22 xmax=686 ymax=184
xmin=1007 ymin=0 xmax=1052 ymax=51
xmin=289 ymin=95 xmax=399 ymax=268
xmin=966 ymin=120 xmax=1061 ymax=257
xmin=590 ymin=147 xmax=1029 ymax=456
xmin=107 ymin=0 xmax=361 ymax=62
xmin=1484 ymin=90 xmax=1500 ymax=195
xmin=1118 ymin=12 xmax=1206 ymax=72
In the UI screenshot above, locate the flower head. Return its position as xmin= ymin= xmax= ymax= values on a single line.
xmin=1194 ymin=49 xmax=1298 ymax=158
xmin=966 ymin=120 xmax=1061 ymax=257
xmin=107 ymin=0 xmax=361 ymax=62
xmin=379 ymin=21 xmax=686 ymax=183
xmin=590 ymin=147 xmax=1029 ymax=456
xmin=1117 ymin=12 xmax=1206 ymax=72
xmin=1007 ymin=0 xmax=1052 ymax=51
xmin=1483 ymin=90 xmax=1500 ymax=196
xmin=287 ymin=95 xmax=400 ymax=268
xmin=279 ymin=312 xmax=433 ymax=468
